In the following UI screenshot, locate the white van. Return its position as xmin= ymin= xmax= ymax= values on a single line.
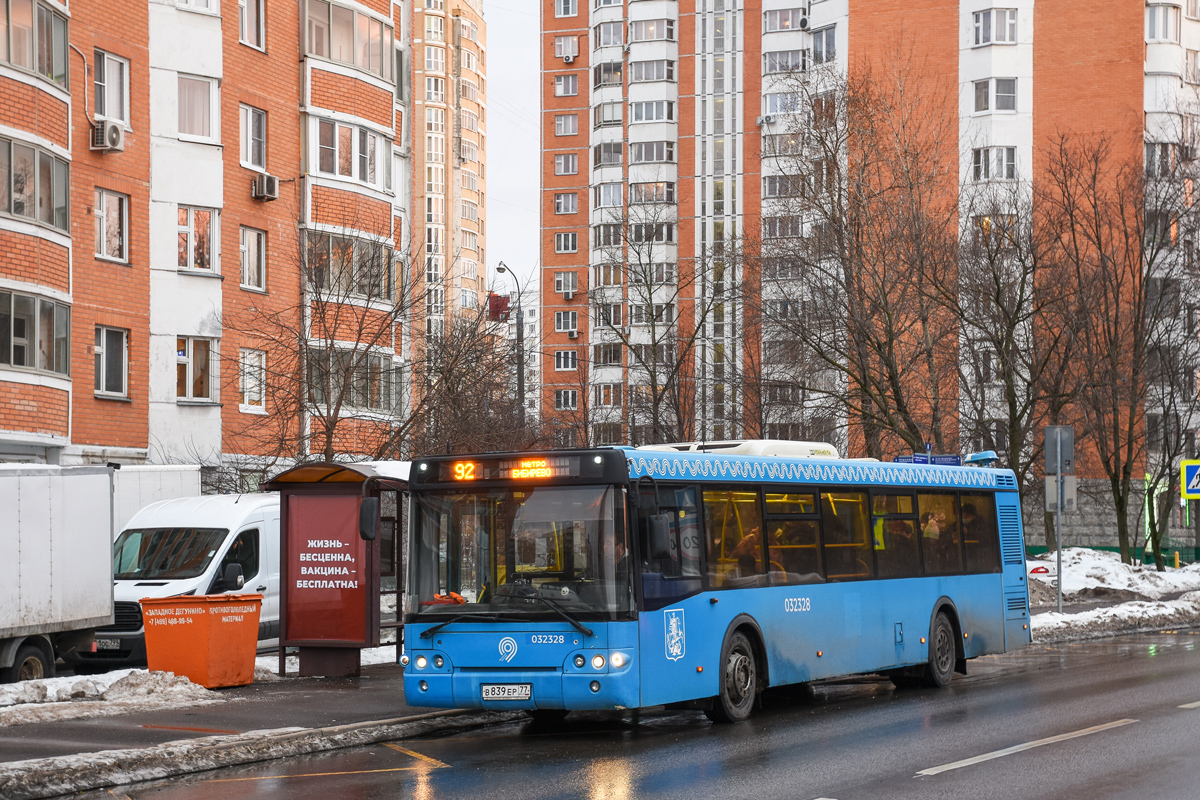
xmin=64 ymin=493 xmax=280 ymax=672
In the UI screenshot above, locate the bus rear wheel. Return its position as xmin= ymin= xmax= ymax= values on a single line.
xmin=923 ymin=612 xmax=956 ymax=688
xmin=706 ymin=631 xmax=757 ymax=723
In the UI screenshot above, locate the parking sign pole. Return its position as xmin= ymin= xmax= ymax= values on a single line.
xmin=1056 ymin=428 xmax=1063 ymax=614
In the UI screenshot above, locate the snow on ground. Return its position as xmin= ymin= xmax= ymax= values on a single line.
xmin=1027 ymin=547 xmax=1200 ymax=601
xmin=1031 ymin=592 xmax=1200 ymax=643
xmin=253 ymin=644 xmax=399 ymax=678
xmin=0 ymin=670 xmax=222 ymax=726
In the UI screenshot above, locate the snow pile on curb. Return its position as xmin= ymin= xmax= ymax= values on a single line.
xmin=1027 ymin=548 xmax=1200 ymax=600
xmin=0 ymin=670 xmax=222 ymax=726
xmin=1031 ymin=591 xmax=1200 ymax=643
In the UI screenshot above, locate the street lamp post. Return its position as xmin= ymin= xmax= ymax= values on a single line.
xmin=496 ymin=264 xmax=525 ymax=429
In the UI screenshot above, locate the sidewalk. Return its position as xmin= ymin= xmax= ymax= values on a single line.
xmin=0 ymin=661 xmax=522 ymax=800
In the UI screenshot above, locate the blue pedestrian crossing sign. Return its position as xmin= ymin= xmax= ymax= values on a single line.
xmin=1182 ymin=460 xmax=1200 ymax=499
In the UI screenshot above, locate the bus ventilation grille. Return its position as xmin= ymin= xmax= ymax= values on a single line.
xmin=1006 ymin=595 xmax=1027 ymax=612
xmin=996 ymin=475 xmax=1016 ymax=488
xmin=998 ymin=507 xmax=1023 ymax=564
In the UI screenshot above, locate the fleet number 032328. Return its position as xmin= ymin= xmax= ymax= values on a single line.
xmin=529 ymin=634 xmax=565 ymax=644
xmin=784 ymin=597 xmax=811 ymax=612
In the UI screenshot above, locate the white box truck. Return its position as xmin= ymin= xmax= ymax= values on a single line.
xmin=0 ymin=465 xmax=116 ymax=682
xmin=63 ymin=493 xmax=281 ymax=672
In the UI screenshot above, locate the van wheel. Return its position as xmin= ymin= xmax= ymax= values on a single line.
xmin=7 ymin=645 xmax=51 ymax=683
xmin=705 ymin=631 xmax=757 ymax=723
xmin=923 ymin=613 xmax=956 ymax=688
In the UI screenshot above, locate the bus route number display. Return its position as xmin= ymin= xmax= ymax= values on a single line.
xmin=441 ymin=456 xmax=581 ymax=482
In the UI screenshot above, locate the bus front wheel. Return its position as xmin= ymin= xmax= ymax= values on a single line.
xmin=706 ymin=630 xmax=758 ymax=723
xmin=923 ymin=612 xmax=956 ymax=688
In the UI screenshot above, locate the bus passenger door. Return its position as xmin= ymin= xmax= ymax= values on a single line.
xmin=638 ymin=487 xmax=707 ymax=706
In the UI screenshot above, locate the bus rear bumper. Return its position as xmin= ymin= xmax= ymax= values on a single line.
xmin=404 ymin=669 xmax=640 ymax=711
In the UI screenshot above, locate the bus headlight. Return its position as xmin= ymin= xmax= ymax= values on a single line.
xmin=434 ymin=655 xmax=444 ymax=668
xmin=416 ymin=656 xmax=428 ymax=669
xmin=592 ymin=654 xmax=605 ymax=669
xmin=400 ymin=655 xmax=410 ymax=667
xmin=610 ymin=652 xmax=627 ymax=668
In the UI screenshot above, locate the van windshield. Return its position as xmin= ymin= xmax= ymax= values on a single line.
xmin=113 ymin=528 xmax=230 ymax=580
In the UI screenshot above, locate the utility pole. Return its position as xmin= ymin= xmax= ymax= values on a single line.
xmin=497 ymin=263 xmax=525 ymax=429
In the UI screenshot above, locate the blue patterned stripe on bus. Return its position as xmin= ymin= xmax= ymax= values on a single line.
xmin=625 ymin=455 xmax=1001 ymax=489
xmin=998 ymin=506 xmax=1023 ymax=564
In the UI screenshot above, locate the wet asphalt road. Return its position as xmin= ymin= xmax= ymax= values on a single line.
xmin=85 ymin=631 xmax=1200 ymax=800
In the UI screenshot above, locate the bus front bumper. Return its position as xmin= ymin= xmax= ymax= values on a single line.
xmin=404 ymin=659 xmax=639 ymax=711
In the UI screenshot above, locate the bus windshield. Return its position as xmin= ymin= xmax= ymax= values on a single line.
xmin=411 ymin=484 xmax=632 ymax=618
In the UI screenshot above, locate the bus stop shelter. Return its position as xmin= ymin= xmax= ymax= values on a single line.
xmin=263 ymin=461 xmax=408 ymax=677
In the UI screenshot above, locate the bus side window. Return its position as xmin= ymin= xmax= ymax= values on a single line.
xmin=918 ymin=493 xmax=964 ymax=575
xmin=703 ymin=489 xmax=765 ymax=588
xmin=821 ymin=492 xmax=873 ymax=581
xmin=871 ymin=494 xmax=919 ymax=579
xmin=640 ymin=486 xmax=700 ymax=579
xmin=960 ymin=493 xmax=1001 ymax=573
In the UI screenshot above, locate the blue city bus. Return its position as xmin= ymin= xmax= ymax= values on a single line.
xmin=402 ymin=444 xmax=1031 ymax=722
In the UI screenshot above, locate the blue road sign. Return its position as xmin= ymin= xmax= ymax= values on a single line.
xmin=1182 ymin=460 xmax=1200 ymax=499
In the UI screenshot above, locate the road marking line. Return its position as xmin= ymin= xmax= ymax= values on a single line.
xmin=1179 ymin=700 xmax=1200 ymax=709
xmin=205 ymin=767 xmax=424 ymax=783
xmin=384 ymin=743 xmax=451 ymax=768
xmin=915 ymin=719 xmax=1138 ymax=777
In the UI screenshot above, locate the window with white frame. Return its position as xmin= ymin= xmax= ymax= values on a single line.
xmin=593 ymin=223 xmax=622 ymax=247
xmin=594 ymin=21 xmax=623 ymax=49
xmin=630 ymin=222 xmax=674 ymax=243
xmin=595 ymin=182 xmax=622 ymax=208
xmin=94 ymin=326 xmax=128 ymax=397
xmin=763 ymin=174 xmax=803 ymax=198
xmin=556 ymin=0 xmax=576 ymax=17
xmin=462 ymin=168 xmax=478 ymax=191
xmin=555 ymin=74 xmax=579 ymax=97
xmin=316 ymin=119 xmax=389 ymax=189
xmin=630 ymin=303 xmax=674 ymax=324
xmin=461 ymin=139 xmax=478 ymax=162
xmin=555 ymin=153 xmax=579 ymax=175
xmin=555 ymin=192 xmax=578 ymax=214
xmin=764 ymin=8 xmax=805 ymax=31
xmin=595 ymin=101 xmax=624 ymax=126
xmin=2 ymin=138 xmax=69 ymax=230
xmin=425 ymin=46 xmax=445 ymax=73
xmin=555 ymin=389 xmax=578 ymax=409
xmin=596 ymin=303 xmax=621 ymax=325
xmin=629 ymin=100 xmax=673 ymax=123
xmin=554 ymin=271 xmax=579 ymax=293
xmin=426 ymin=107 xmax=445 ymax=133
xmin=1189 ymin=0 xmax=1200 ymax=18
xmin=595 ymin=383 xmax=621 ymax=406
xmin=629 ymin=19 xmax=673 ymax=42
xmin=426 ymin=133 xmax=445 ymax=163
xmin=630 ymin=59 xmax=674 ymax=82
xmin=176 ymin=336 xmax=215 ymax=401
xmin=240 ymin=226 xmax=266 ymax=289
xmin=555 ymin=232 xmax=578 ymax=253
xmin=555 ymin=36 xmax=579 ymax=58
xmin=812 ymin=26 xmax=836 ymax=65
xmin=461 ymin=19 xmax=480 ymax=42
xmin=974 ymin=78 xmax=1016 ymax=112
xmin=178 ymin=75 xmax=218 ymax=140
xmin=94 ymin=51 xmax=129 ymax=125
xmin=94 ymin=188 xmax=128 ymax=261
xmin=1147 ymin=4 xmax=1181 ymax=42
xmin=462 ymin=49 xmax=478 ymax=72
xmin=426 ymin=15 xmax=445 ymax=42
xmin=629 ymin=141 xmax=674 ymax=163
xmin=306 ymin=0 xmax=394 ymax=81
xmin=239 ymin=0 xmax=264 ymax=48
xmin=239 ymin=348 xmax=265 ymax=409
xmin=307 ymin=232 xmax=394 ymax=299
xmin=973 ymin=8 xmax=1017 ymax=45
xmin=462 ymin=229 xmax=478 ymax=251
xmin=426 ymin=195 xmax=445 ymax=223
xmin=972 ymin=147 xmax=1016 ymax=181
xmin=763 ymin=215 xmax=802 ymax=239
xmin=307 ymin=348 xmax=393 ymax=411
xmin=462 ymin=199 xmax=478 ymax=222
xmin=629 ymin=181 xmax=675 ymax=203
xmin=426 ymin=76 xmax=445 ymax=102
xmin=763 ymin=92 xmax=802 ymax=114
xmin=426 ymin=164 xmax=445 ymax=192
xmin=764 ymin=50 xmax=806 ymax=74
xmin=1188 ymin=50 xmax=1200 ymax=83
xmin=177 ymin=0 xmax=217 ymax=12
xmin=594 ymin=62 xmax=622 ymax=87
xmin=178 ymin=207 xmax=217 ymax=271
xmin=554 ymin=310 xmax=578 ymax=331
xmin=555 ymin=114 xmax=578 ymax=136
xmin=239 ymin=105 xmax=266 ymax=169
xmin=594 ymin=142 xmax=622 ymax=166
xmin=554 ymin=350 xmax=578 ymax=371
xmin=594 ymin=263 xmax=622 ymax=286
xmin=4 ymin=1 xmax=69 ymax=87
xmin=461 ymin=78 xmax=479 ymax=102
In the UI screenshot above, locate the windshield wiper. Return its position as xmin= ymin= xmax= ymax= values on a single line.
xmin=523 ymin=593 xmax=594 ymax=638
xmin=419 ymin=613 xmax=512 ymax=639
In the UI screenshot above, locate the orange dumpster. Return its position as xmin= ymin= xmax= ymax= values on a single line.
xmin=141 ymin=594 xmax=263 ymax=688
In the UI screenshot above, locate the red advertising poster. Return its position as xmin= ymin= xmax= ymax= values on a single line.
xmin=285 ymin=494 xmax=367 ymax=643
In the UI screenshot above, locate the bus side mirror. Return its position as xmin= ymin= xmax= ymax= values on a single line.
xmin=648 ymin=514 xmax=672 ymax=559
xmin=359 ymin=497 xmax=379 ymax=541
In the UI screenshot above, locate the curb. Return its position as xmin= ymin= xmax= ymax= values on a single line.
xmin=0 ymin=708 xmax=526 ymax=800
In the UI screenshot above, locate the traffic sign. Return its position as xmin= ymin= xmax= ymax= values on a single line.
xmin=1045 ymin=426 xmax=1075 ymax=474
xmin=1182 ymin=460 xmax=1200 ymax=499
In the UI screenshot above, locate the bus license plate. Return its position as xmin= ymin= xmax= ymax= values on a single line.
xmin=481 ymin=683 xmax=532 ymax=701
xmin=95 ymin=638 xmax=120 ymax=650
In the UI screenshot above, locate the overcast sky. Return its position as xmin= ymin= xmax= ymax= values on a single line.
xmin=484 ymin=4 xmax=541 ymax=297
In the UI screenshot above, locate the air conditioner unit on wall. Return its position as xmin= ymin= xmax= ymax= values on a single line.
xmin=567 ymin=330 xmax=579 ymax=339
xmin=90 ymin=120 xmax=124 ymax=153
xmin=799 ymin=16 xmax=811 ymax=31
xmin=564 ymin=54 xmax=575 ymax=63
xmin=252 ymin=173 xmax=279 ymax=201
xmin=563 ymin=290 xmax=574 ymax=300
